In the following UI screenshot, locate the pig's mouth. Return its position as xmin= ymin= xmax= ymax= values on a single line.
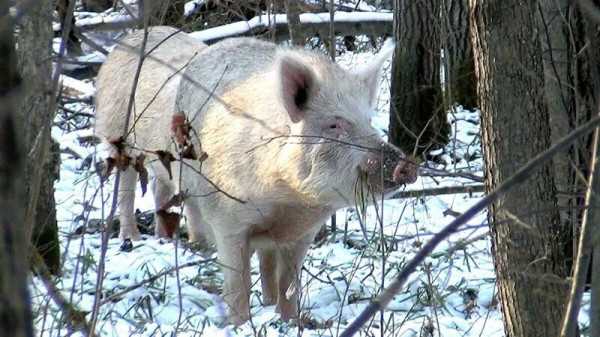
xmin=362 ymin=159 xmax=419 ymax=194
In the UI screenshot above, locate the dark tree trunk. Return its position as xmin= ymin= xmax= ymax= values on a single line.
xmin=146 ymin=0 xmax=187 ymax=27
xmin=32 ymin=140 xmax=61 ymax=274
xmin=56 ymin=0 xmax=81 ymax=55
xmin=16 ymin=0 xmax=58 ymax=272
xmin=443 ymin=0 xmax=476 ymax=110
xmin=82 ymin=0 xmax=114 ymax=12
xmin=0 ymin=1 xmax=33 ymax=336
xmin=285 ymin=0 xmax=304 ymax=45
xmin=470 ymin=1 xmax=570 ymax=337
xmin=389 ymin=0 xmax=450 ymax=158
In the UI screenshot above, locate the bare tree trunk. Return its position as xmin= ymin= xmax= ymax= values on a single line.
xmin=146 ymin=0 xmax=186 ymax=27
xmin=285 ymin=0 xmax=304 ymax=45
xmin=56 ymin=0 xmax=81 ymax=55
xmin=16 ymin=0 xmax=58 ymax=272
xmin=442 ymin=0 xmax=476 ymax=110
xmin=469 ymin=1 xmax=570 ymax=337
xmin=389 ymin=0 xmax=449 ymax=158
xmin=0 ymin=2 xmax=33 ymax=336
xmin=82 ymin=0 xmax=114 ymax=12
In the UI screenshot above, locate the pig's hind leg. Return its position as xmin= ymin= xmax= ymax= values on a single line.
xmin=152 ymin=176 xmax=175 ymax=238
xmin=118 ymin=166 xmax=141 ymax=241
xmin=275 ymin=237 xmax=312 ymax=321
xmin=258 ymin=249 xmax=278 ymax=305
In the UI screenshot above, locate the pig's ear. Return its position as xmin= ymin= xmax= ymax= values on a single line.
xmin=354 ymin=39 xmax=395 ymax=107
xmin=279 ymin=55 xmax=314 ymax=123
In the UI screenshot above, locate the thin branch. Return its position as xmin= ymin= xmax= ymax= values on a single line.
xmin=30 ymin=249 xmax=91 ymax=335
xmin=340 ymin=111 xmax=600 ymax=337
xmin=100 ymin=258 xmax=216 ymax=305
xmin=559 ymin=128 xmax=598 ymax=337
xmin=390 ymin=184 xmax=484 ymax=199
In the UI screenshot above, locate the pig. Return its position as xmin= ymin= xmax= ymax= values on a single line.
xmin=95 ymin=27 xmax=417 ymax=325
xmin=95 ymin=26 xmax=207 ymax=241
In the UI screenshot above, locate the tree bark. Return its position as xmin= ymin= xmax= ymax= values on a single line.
xmin=470 ymin=1 xmax=571 ymax=337
xmin=389 ymin=0 xmax=450 ymax=158
xmin=0 ymin=1 xmax=33 ymax=336
xmin=16 ymin=0 xmax=58 ymax=272
xmin=443 ymin=0 xmax=476 ymax=110
xmin=285 ymin=0 xmax=304 ymax=45
xmin=146 ymin=0 xmax=186 ymax=27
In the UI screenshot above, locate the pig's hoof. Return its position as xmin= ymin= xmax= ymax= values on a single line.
xmin=120 ymin=238 xmax=134 ymax=252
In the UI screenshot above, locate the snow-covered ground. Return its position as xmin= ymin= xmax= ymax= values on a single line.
xmin=32 ymin=3 xmax=592 ymax=337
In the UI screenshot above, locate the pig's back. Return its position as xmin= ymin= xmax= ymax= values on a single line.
xmin=175 ymin=37 xmax=278 ymax=121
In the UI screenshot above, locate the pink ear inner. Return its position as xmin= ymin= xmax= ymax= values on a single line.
xmin=280 ymin=56 xmax=313 ymax=123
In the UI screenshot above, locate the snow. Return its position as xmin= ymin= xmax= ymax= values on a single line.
xmin=189 ymin=12 xmax=392 ymax=43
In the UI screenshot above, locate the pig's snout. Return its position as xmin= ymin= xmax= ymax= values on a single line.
xmin=392 ymin=159 xmax=418 ymax=185
xmin=362 ymin=143 xmax=418 ymax=189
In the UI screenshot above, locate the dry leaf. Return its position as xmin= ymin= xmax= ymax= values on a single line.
xmin=155 ymin=150 xmax=176 ymax=179
xmin=133 ymin=154 xmax=149 ymax=196
xmin=171 ymin=113 xmax=189 ymax=146
xmin=181 ymin=144 xmax=197 ymax=160
xmin=159 ymin=192 xmax=186 ymax=210
xmin=156 ymin=210 xmax=180 ymax=238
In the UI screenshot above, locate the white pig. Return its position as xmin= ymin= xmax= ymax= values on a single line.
xmin=95 ymin=27 xmax=417 ymax=324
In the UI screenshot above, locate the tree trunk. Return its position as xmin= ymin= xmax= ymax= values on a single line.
xmin=389 ymin=0 xmax=449 ymax=158
xmin=443 ymin=0 xmax=476 ymax=110
xmin=285 ymin=0 xmax=304 ymax=45
xmin=16 ymin=0 xmax=58 ymax=271
xmin=146 ymin=0 xmax=186 ymax=27
xmin=32 ymin=140 xmax=61 ymax=274
xmin=0 ymin=1 xmax=33 ymax=336
xmin=469 ymin=1 xmax=570 ymax=337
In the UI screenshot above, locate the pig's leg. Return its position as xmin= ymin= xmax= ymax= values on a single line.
xmin=183 ymin=200 xmax=211 ymax=247
xmin=152 ymin=177 xmax=174 ymax=238
xmin=216 ymin=233 xmax=252 ymax=324
xmin=275 ymin=238 xmax=312 ymax=321
xmin=258 ymin=249 xmax=278 ymax=305
xmin=118 ymin=166 xmax=141 ymax=241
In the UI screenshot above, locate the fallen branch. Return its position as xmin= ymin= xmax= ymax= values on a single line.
xmin=391 ymin=184 xmax=484 ymax=199
xmin=340 ymin=111 xmax=600 ymax=337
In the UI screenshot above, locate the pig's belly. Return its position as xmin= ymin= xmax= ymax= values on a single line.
xmin=248 ymin=204 xmax=332 ymax=249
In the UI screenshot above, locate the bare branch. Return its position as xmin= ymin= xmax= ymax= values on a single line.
xmin=341 ymin=111 xmax=600 ymax=337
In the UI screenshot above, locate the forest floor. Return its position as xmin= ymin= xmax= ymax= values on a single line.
xmin=29 ymin=3 xmax=592 ymax=337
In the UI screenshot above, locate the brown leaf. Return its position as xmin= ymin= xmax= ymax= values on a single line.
xmin=181 ymin=144 xmax=197 ymax=160
xmin=108 ymin=136 xmax=126 ymax=153
xmin=101 ymin=157 xmax=115 ymax=181
xmin=155 ymin=150 xmax=176 ymax=180
xmin=160 ymin=192 xmax=186 ymax=210
xmin=115 ymin=153 xmax=131 ymax=171
xmin=171 ymin=113 xmax=190 ymax=146
xmin=156 ymin=210 xmax=180 ymax=238
xmin=133 ymin=154 xmax=149 ymax=196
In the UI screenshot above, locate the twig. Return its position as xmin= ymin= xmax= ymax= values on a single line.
xmin=559 ymin=98 xmax=600 ymax=337
xmin=31 ymin=249 xmax=91 ymax=335
xmin=340 ymin=110 xmax=600 ymax=337
xmin=390 ymin=185 xmax=485 ymax=199
xmin=100 ymin=258 xmax=216 ymax=305
xmin=89 ymin=3 xmax=150 ymax=335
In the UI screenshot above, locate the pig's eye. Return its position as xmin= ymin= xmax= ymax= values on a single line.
xmin=329 ymin=124 xmax=339 ymax=129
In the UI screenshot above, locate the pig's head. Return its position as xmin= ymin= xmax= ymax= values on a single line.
xmin=275 ymin=41 xmax=418 ymax=207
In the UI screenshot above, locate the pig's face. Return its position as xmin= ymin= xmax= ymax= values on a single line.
xmin=277 ymin=44 xmax=417 ymax=207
